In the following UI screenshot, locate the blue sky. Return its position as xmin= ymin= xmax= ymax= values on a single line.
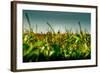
xmin=23 ymin=10 xmax=91 ymax=33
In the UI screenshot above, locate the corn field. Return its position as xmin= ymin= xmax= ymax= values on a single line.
xmin=23 ymin=13 xmax=91 ymax=62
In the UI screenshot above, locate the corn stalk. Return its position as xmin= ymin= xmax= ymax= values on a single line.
xmin=25 ymin=13 xmax=33 ymax=32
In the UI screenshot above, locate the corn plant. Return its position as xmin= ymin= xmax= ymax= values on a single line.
xmin=23 ymin=13 xmax=91 ymax=62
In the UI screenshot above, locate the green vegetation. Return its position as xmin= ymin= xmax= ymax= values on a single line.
xmin=23 ymin=13 xmax=91 ymax=62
